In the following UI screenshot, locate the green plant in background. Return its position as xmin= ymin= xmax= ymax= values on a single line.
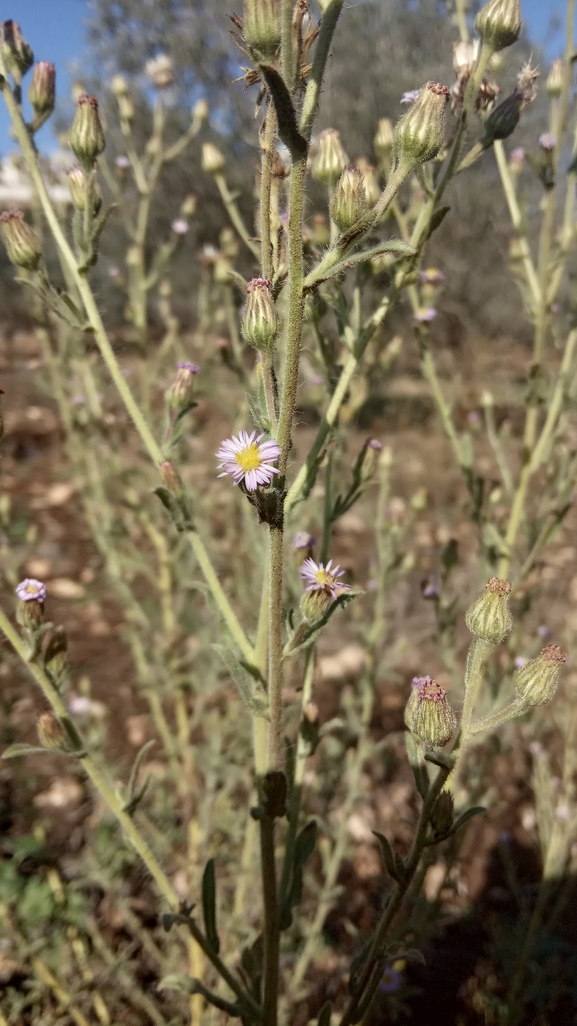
xmin=1 ymin=0 xmax=577 ymax=1023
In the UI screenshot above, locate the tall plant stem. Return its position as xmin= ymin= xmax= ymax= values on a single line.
xmin=268 ymin=526 xmax=284 ymax=770
xmin=260 ymin=812 xmax=280 ymax=1026
xmin=281 ymin=0 xmax=294 ymax=93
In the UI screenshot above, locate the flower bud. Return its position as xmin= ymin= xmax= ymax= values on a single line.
xmin=546 ymin=59 xmax=563 ymax=98
xmin=355 ymin=158 xmax=381 ymax=207
xmin=15 ymin=578 xmax=46 ymax=629
xmin=404 ymin=676 xmax=457 ymax=747
xmin=475 ymin=0 xmax=522 ymax=53
xmin=243 ymin=0 xmax=281 ymax=57
xmin=331 ymin=165 xmax=369 ymax=232
xmin=514 ymin=644 xmax=566 ymax=707
xmin=44 ymin=627 xmax=69 ymax=688
xmin=167 ymin=361 xmax=200 ymax=411
xmin=111 ymin=74 xmax=129 ymax=97
xmin=374 ymin=117 xmax=394 ymax=163
xmin=145 ymin=53 xmax=173 ymax=89
xmin=67 ymin=167 xmax=101 ymax=214
xmin=202 ymin=141 xmax=226 ymax=176
xmin=37 ymin=712 xmax=68 ymax=751
xmin=180 ymin=194 xmax=197 ymax=219
xmin=430 ymin=791 xmax=454 ymax=836
xmin=483 ymin=90 xmax=524 ymax=144
xmin=28 ymin=62 xmax=56 ymax=125
xmin=193 ymin=98 xmax=209 ymax=123
xmin=393 ymin=82 xmax=450 ymax=170
xmin=0 ymin=210 xmax=42 ymax=271
xmin=69 ymin=95 xmax=105 ymax=169
xmin=242 ymin=278 xmax=279 ymax=354
xmin=0 ymin=20 xmax=33 ymax=78
xmin=465 ymin=577 xmax=512 ymax=645
xmin=160 ymin=459 xmax=184 ymax=495
xmin=509 ymin=146 xmax=525 ymax=174
xmin=312 ymin=129 xmax=348 ymax=187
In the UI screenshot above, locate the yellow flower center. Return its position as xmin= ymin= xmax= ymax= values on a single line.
xmin=315 ymin=568 xmax=334 ymax=588
xmin=235 ymin=443 xmax=262 ymax=472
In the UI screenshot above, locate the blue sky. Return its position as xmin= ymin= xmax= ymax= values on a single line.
xmin=0 ymin=0 xmax=569 ymax=155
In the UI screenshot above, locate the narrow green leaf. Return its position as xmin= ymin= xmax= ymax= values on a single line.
xmin=2 ymin=743 xmax=74 ymax=759
xmin=202 ymin=858 xmax=220 ymax=954
xmin=259 ymin=64 xmax=307 ymax=158
xmin=294 ymin=820 xmax=317 ymax=868
xmin=127 ymin=739 xmax=156 ymax=799
xmin=404 ymin=732 xmax=429 ymax=798
xmin=449 ymin=806 xmax=485 ymax=836
xmin=318 ymin=1001 xmax=333 ymax=1026
xmin=372 ymin=831 xmax=399 ymax=881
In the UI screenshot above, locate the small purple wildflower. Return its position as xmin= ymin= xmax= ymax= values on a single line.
xmin=421 ymin=575 xmax=440 ymax=600
xmin=69 ymin=695 xmax=93 ymax=716
xmin=367 ymin=438 xmax=383 ymax=451
xmin=380 ymin=965 xmax=402 ymax=993
xmin=108 ymin=266 xmax=121 ymax=278
xmin=414 ymin=307 xmax=437 ymax=323
xmin=510 ymin=147 xmax=525 ymax=168
xmin=294 ymin=531 xmax=316 ymax=550
xmin=216 ymin=430 xmax=281 ymax=491
xmin=178 ymin=361 xmax=200 ymax=374
xmin=299 ymin=557 xmax=350 ymax=600
xmin=539 ymin=133 xmax=557 ymax=151
xmin=537 ymin=624 xmax=552 ymax=640
xmin=115 ymin=155 xmax=131 ymax=168
xmin=467 ymin=410 xmax=481 ymax=425
xmin=15 ymin=578 xmax=46 ymax=603
xmin=401 ymin=89 xmax=420 ymax=105
xmin=419 ymin=267 xmax=445 ymax=285
xmin=514 ymin=655 xmax=528 ymax=669
xmin=171 ymin=218 xmax=189 ymax=235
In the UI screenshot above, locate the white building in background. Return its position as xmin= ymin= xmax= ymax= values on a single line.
xmin=0 ymin=155 xmax=70 ymax=207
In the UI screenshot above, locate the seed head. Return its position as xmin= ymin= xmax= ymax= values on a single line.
xmin=465 ymin=577 xmax=512 ymax=645
xmin=28 ymin=62 xmax=56 ymax=125
xmin=145 ymin=53 xmax=173 ymax=89
xmin=404 ymin=676 xmax=457 ymax=747
xmin=312 ymin=129 xmax=348 ymax=187
xmin=0 ymin=209 xmax=42 ymax=271
xmin=69 ymin=95 xmax=105 ymax=169
xmin=514 ymin=644 xmax=566 ymax=707
xmin=202 ymin=141 xmax=226 ymax=176
xmin=242 ymin=278 xmax=279 ymax=354
xmin=393 ymin=82 xmax=450 ymax=170
xmin=243 ymin=0 xmax=281 ymax=57
xmin=330 ymin=165 xmax=369 ymax=232
xmin=475 ymin=0 xmax=522 ymax=53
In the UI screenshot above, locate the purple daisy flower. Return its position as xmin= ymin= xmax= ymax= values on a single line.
xmin=539 ymin=133 xmax=557 ymax=151
xmin=171 ymin=218 xmax=189 ymax=235
xmin=380 ymin=965 xmax=402 ymax=993
xmin=401 ymin=89 xmax=421 ymax=105
xmin=299 ymin=557 xmax=350 ymax=599
xmin=294 ymin=531 xmax=316 ymax=550
xmin=115 ymin=155 xmax=131 ymax=168
xmin=216 ymin=430 xmax=281 ymax=491
xmin=419 ymin=267 xmax=445 ymax=285
xmin=15 ymin=578 xmax=46 ymax=603
xmin=414 ymin=307 xmax=437 ymax=323
xmin=178 ymin=361 xmax=200 ymax=374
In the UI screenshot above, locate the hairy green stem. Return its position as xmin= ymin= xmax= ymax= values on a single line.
xmin=215 ymin=173 xmax=260 ymax=259
xmin=281 ymin=0 xmax=294 ymax=93
xmin=268 ymin=526 xmax=284 ymax=770
xmin=260 ymin=813 xmax=280 ymax=1026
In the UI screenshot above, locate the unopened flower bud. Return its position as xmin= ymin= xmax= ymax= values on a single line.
xmin=331 ymin=165 xmax=369 ymax=232
xmin=145 ymin=53 xmax=173 ymax=89
xmin=546 ymin=58 xmax=564 ymax=98
xmin=514 ymin=644 xmax=566 ymax=707
xmin=393 ymin=82 xmax=450 ymax=169
xmin=70 ymin=95 xmax=105 ymax=169
xmin=160 ymin=459 xmax=184 ymax=495
xmin=15 ymin=578 xmax=46 ymax=629
xmin=405 ymin=676 xmax=457 ymax=747
xmin=167 ymin=361 xmax=200 ymax=410
xmin=67 ymin=167 xmax=101 ymax=214
xmin=118 ymin=92 xmax=135 ymax=123
xmin=430 ymin=790 xmax=454 ymax=836
xmin=243 ymin=0 xmax=281 ymax=57
xmin=374 ymin=117 xmax=394 ymax=163
xmin=0 ymin=20 xmax=33 ymax=78
xmin=180 ymin=194 xmax=197 ymax=219
xmin=475 ymin=0 xmax=522 ymax=53
xmin=313 ymin=129 xmax=348 ymax=187
xmin=356 ymin=437 xmax=382 ymax=483
xmin=193 ymin=98 xmax=209 ymax=122
xmin=44 ymin=627 xmax=69 ymax=688
xmin=483 ymin=90 xmax=524 ymax=143
xmin=465 ymin=577 xmax=512 ymax=644
xmin=28 ymin=61 xmax=56 ymax=125
xmin=355 ymin=158 xmax=380 ymax=207
xmin=37 ymin=712 xmax=68 ymax=751
xmin=509 ymin=146 xmax=525 ymax=173
xmin=111 ymin=74 xmax=129 ymax=97
xmin=202 ymin=141 xmax=225 ymax=176
xmin=0 ymin=209 xmax=42 ymax=271
xmin=242 ymin=278 xmax=279 ymax=353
